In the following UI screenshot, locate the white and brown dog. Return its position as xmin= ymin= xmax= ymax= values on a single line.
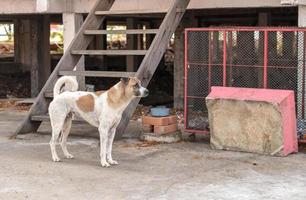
xmin=48 ymin=76 xmax=149 ymax=167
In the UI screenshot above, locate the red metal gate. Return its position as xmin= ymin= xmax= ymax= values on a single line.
xmin=184 ymin=27 xmax=306 ymax=137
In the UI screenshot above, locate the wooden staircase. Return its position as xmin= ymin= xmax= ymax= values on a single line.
xmin=14 ymin=0 xmax=190 ymax=139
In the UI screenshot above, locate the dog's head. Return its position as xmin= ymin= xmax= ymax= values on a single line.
xmin=121 ymin=77 xmax=149 ymax=98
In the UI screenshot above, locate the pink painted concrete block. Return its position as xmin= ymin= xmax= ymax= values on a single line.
xmin=206 ymin=87 xmax=298 ymax=156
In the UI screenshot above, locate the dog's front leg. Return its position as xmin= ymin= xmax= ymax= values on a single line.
xmin=99 ymin=125 xmax=110 ymax=167
xmin=106 ymin=127 xmax=118 ymax=165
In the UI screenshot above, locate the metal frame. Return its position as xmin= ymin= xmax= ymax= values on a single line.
xmin=184 ymin=26 xmax=306 ymax=136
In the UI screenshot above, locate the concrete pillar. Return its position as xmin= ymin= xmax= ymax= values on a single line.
xmin=126 ymin=18 xmax=137 ymax=72
xmin=174 ymin=13 xmax=198 ymax=109
xmin=63 ymin=13 xmax=85 ymax=90
xmin=297 ymin=5 xmax=306 ymax=119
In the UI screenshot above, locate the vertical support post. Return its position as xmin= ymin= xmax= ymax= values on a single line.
xmin=228 ymin=31 xmax=233 ymax=87
xmin=208 ymin=32 xmax=212 ymax=91
xmin=38 ymin=15 xmax=51 ymax=91
xmin=258 ymin=12 xmax=270 ymax=88
xmin=126 ymin=18 xmax=137 ymax=72
xmin=223 ymin=30 xmax=227 ymax=87
xmin=17 ymin=17 xmax=50 ymax=97
xmin=13 ymin=19 xmax=20 ymax=64
xmin=95 ymin=20 xmax=107 ymax=70
xmin=31 ymin=19 xmax=39 ymax=97
xmin=184 ymin=29 xmax=188 ymax=130
xmin=263 ymin=30 xmax=268 ymax=89
xmin=297 ymin=5 xmax=306 ymax=120
xmin=302 ymin=33 xmax=306 ymax=119
xmin=63 ymin=13 xmax=85 ymax=90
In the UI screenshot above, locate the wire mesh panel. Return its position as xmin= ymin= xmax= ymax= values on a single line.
xmin=185 ymin=31 xmax=224 ymax=132
xmin=185 ymin=27 xmax=306 ymax=136
xmin=226 ymin=31 xmax=265 ymax=88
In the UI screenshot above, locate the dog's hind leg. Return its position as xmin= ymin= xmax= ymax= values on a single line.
xmin=60 ymin=116 xmax=74 ymax=159
xmin=49 ymin=105 xmax=67 ymax=162
xmin=50 ymin=124 xmax=64 ymax=162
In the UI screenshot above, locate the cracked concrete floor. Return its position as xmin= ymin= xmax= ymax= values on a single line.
xmin=1 ymin=109 xmax=306 ymax=200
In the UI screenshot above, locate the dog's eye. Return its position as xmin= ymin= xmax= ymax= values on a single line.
xmin=133 ymin=84 xmax=139 ymax=89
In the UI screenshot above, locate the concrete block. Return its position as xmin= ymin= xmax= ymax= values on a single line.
xmin=154 ymin=124 xmax=178 ymax=134
xmin=140 ymin=132 xmax=181 ymax=143
xmin=206 ymin=87 xmax=298 ymax=156
xmin=142 ymin=115 xmax=177 ymax=126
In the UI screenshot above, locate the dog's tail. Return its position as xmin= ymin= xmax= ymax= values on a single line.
xmin=53 ymin=76 xmax=78 ymax=97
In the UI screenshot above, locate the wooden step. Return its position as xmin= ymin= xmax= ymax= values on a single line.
xmin=31 ymin=114 xmax=85 ymax=122
xmin=83 ymin=29 xmax=159 ymax=35
xmin=44 ymin=91 xmax=53 ymax=98
xmin=58 ymin=71 xmax=135 ymax=77
xmin=95 ymin=10 xmax=166 ymax=16
xmin=71 ymin=50 xmax=147 ymax=56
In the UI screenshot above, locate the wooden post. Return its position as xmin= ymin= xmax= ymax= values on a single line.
xmin=126 ymin=18 xmax=137 ymax=72
xmin=17 ymin=16 xmax=50 ymax=97
xmin=13 ymin=19 xmax=20 ymax=64
xmin=95 ymin=20 xmax=107 ymax=71
xmin=63 ymin=13 xmax=86 ymax=90
xmin=31 ymin=19 xmax=39 ymax=97
xmin=38 ymin=15 xmax=51 ymax=92
xmin=18 ymin=19 xmax=31 ymax=73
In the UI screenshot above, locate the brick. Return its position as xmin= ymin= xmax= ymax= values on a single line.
xmin=167 ymin=115 xmax=177 ymax=124
xmin=154 ymin=124 xmax=178 ymax=134
xmin=142 ymin=124 xmax=153 ymax=133
xmin=142 ymin=115 xmax=177 ymax=126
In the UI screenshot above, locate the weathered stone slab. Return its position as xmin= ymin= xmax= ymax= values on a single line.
xmin=206 ymin=87 xmax=298 ymax=156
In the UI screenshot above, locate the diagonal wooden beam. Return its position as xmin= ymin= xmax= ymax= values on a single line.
xmin=115 ymin=0 xmax=190 ymax=139
xmin=14 ymin=0 xmax=115 ymax=136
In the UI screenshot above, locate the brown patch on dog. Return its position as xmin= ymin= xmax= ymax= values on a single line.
xmin=95 ymin=90 xmax=105 ymax=97
xmin=76 ymin=94 xmax=95 ymax=113
xmin=107 ymin=84 xmax=126 ymax=109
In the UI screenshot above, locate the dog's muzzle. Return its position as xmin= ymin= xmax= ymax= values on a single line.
xmin=139 ymin=87 xmax=149 ymax=97
xmin=143 ymin=89 xmax=149 ymax=97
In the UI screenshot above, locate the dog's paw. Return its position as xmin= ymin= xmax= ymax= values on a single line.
xmin=65 ymin=153 xmax=74 ymax=159
xmin=52 ymin=157 xmax=61 ymax=162
xmin=108 ymin=159 xmax=119 ymax=165
xmin=101 ymin=161 xmax=111 ymax=167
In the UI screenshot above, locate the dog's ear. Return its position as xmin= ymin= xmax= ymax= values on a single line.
xmin=120 ymin=77 xmax=129 ymax=85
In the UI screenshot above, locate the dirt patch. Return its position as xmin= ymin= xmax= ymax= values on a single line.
xmin=0 ymin=100 xmax=31 ymax=112
xmin=120 ymin=141 xmax=158 ymax=149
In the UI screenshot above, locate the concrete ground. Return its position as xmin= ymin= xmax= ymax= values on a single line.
xmin=1 ymin=109 xmax=306 ymax=200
